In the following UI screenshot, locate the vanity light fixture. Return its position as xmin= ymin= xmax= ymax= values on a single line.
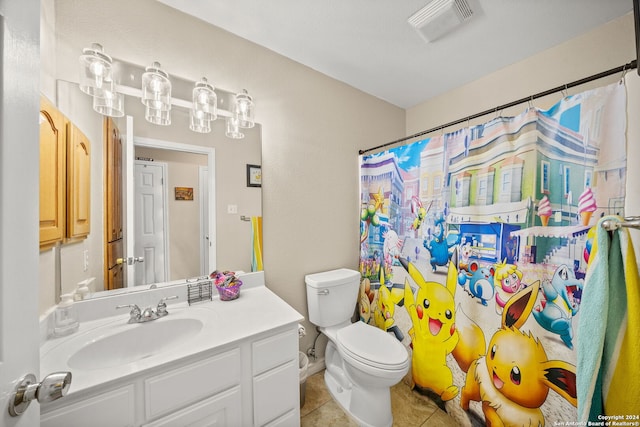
xmin=79 ymin=43 xmax=114 ymax=97
xmin=141 ymin=62 xmax=172 ymax=112
xmin=79 ymin=45 xmax=255 ymax=138
xmin=189 ymin=109 xmax=211 ymax=133
xmin=225 ymin=115 xmax=244 ymax=139
xmin=145 ymin=106 xmax=171 ymax=126
xmin=92 ymin=89 xmax=124 ymax=118
xmin=192 ymin=77 xmax=217 ymax=122
xmin=234 ymin=89 xmax=255 ymax=129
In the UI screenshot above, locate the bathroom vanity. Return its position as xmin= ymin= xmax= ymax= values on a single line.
xmin=39 ymin=273 xmax=303 ymax=427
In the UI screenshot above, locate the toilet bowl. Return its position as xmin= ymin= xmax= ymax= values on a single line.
xmin=305 ymin=269 xmax=409 ymax=427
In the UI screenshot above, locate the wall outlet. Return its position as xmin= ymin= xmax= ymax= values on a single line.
xmin=83 ymin=249 xmax=89 ymax=272
xmin=227 ymin=204 xmax=238 ymax=214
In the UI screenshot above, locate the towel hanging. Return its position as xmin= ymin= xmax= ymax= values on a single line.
xmin=577 ymin=215 xmax=640 ymax=421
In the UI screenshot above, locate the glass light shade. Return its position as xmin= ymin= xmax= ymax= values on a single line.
xmin=141 ymin=62 xmax=172 ymax=111
xmin=192 ymin=78 xmax=217 ymax=121
xmin=79 ymin=43 xmax=114 ymax=97
xmin=93 ymin=89 xmax=124 ymax=117
xmin=189 ymin=109 xmax=211 ymax=133
xmin=235 ymin=90 xmax=255 ymax=128
xmin=145 ymin=106 xmax=171 ymax=126
xmin=225 ymin=116 xmax=244 ymax=139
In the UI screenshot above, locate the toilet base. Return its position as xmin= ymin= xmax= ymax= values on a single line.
xmin=324 ymin=369 xmax=393 ymax=427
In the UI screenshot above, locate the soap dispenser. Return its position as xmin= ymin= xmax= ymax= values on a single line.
xmin=53 ymin=293 xmax=79 ymax=337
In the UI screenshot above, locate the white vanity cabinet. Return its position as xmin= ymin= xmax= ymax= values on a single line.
xmin=40 ymin=277 xmax=303 ymax=427
xmin=41 ymin=326 xmax=300 ymax=427
xmin=252 ymin=329 xmax=300 ymax=426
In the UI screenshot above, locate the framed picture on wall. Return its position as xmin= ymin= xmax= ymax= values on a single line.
xmin=247 ymin=164 xmax=262 ymax=187
xmin=175 ymin=187 xmax=194 ymax=200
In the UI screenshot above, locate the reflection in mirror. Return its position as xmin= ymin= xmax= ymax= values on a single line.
xmin=38 ymin=78 xmax=261 ymax=312
xmin=130 ymin=140 xmax=212 ymax=286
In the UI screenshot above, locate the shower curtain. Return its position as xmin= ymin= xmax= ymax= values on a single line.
xmin=358 ymin=82 xmax=626 ymax=425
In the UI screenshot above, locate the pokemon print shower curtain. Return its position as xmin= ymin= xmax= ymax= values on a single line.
xmin=358 ymin=82 xmax=626 ymax=425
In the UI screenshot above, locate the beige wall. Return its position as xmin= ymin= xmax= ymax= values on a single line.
xmin=42 ymin=0 xmax=406 ymax=354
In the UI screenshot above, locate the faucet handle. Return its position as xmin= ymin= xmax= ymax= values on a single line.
xmin=156 ymin=295 xmax=178 ymax=317
xmin=116 ymin=304 xmax=141 ymax=323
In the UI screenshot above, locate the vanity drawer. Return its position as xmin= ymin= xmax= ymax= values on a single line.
xmin=41 ymin=385 xmax=135 ymax=427
xmin=252 ymin=328 xmax=297 ymax=375
xmin=144 ymin=347 xmax=241 ymax=420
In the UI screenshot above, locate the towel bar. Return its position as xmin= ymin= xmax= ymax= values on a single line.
xmin=601 ymin=216 xmax=640 ymax=231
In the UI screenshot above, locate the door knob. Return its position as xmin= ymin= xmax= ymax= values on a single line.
xmin=8 ymin=372 xmax=72 ymax=417
xmin=125 ymin=256 xmax=144 ymax=265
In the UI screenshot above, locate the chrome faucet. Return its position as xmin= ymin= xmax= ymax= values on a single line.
xmin=116 ymin=304 xmax=142 ymax=323
xmin=156 ymin=295 xmax=179 ymax=317
xmin=116 ymin=295 xmax=179 ymax=324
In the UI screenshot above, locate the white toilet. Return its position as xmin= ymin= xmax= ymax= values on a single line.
xmin=305 ymin=269 xmax=409 ymax=427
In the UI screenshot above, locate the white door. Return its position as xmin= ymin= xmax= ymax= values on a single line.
xmin=134 ymin=161 xmax=168 ymax=285
xmin=1 ymin=0 xmax=43 ymax=425
xmin=199 ymin=166 xmax=209 ymax=276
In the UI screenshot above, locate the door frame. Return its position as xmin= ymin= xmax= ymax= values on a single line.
xmin=126 ymin=136 xmax=216 ymax=284
xmin=198 ymin=165 xmax=209 ymax=276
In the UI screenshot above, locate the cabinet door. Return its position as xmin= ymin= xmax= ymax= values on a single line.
xmin=144 ymin=348 xmax=241 ymax=420
xmin=143 ymin=386 xmax=242 ymax=427
xmin=66 ymin=123 xmax=91 ymax=239
xmin=39 ymin=96 xmax=66 ymax=248
xmin=253 ymin=360 xmax=298 ymax=427
xmin=41 ymin=385 xmax=135 ymax=427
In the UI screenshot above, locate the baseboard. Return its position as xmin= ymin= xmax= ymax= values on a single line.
xmin=307 ymin=357 xmax=325 ymax=376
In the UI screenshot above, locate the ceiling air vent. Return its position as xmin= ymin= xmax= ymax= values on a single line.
xmin=408 ymin=0 xmax=473 ymax=43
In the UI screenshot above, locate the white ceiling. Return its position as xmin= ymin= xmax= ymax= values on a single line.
xmin=157 ymin=0 xmax=633 ymax=109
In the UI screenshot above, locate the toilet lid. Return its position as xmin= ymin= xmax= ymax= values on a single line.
xmin=336 ymin=322 xmax=408 ymax=370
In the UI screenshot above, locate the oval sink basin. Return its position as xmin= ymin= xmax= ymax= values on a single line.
xmin=68 ymin=318 xmax=203 ymax=370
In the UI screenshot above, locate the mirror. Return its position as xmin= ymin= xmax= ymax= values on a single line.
xmin=40 ymin=74 xmax=262 ymax=313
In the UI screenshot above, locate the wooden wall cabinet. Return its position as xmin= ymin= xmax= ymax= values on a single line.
xmin=67 ymin=123 xmax=91 ymax=239
xmin=39 ymin=97 xmax=67 ymax=248
xmin=39 ymin=96 xmax=91 ymax=249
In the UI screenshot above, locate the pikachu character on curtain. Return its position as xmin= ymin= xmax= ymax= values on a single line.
xmin=401 ymin=249 xmax=460 ymax=401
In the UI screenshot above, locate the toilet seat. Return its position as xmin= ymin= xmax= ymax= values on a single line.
xmin=336 ymin=322 xmax=408 ymax=371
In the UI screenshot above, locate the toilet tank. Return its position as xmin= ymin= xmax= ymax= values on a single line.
xmin=305 ymin=269 xmax=361 ymax=327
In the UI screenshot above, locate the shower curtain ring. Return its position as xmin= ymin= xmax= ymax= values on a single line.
xmin=619 ymin=64 xmax=628 ymax=85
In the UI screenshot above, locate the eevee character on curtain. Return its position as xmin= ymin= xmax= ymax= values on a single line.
xmin=454 ymin=284 xmax=577 ymax=426
xmin=401 ymin=249 xmax=460 ymax=401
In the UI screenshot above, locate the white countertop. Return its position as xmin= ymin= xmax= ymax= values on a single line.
xmin=41 ymin=284 xmax=304 ymax=395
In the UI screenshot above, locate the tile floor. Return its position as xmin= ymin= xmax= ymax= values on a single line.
xmin=300 ymin=370 xmax=460 ymax=426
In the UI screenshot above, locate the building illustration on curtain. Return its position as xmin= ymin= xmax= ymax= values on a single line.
xmin=358 ymin=82 xmax=626 ymax=425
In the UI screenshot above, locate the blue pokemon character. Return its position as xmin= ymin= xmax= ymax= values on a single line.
xmin=457 ymin=261 xmax=495 ymax=306
xmin=532 ymin=264 xmax=582 ymax=349
xmin=424 ymin=216 xmax=459 ymax=272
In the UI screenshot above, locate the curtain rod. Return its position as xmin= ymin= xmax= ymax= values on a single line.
xmin=359 ymin=59 xmax=638 ymax=155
